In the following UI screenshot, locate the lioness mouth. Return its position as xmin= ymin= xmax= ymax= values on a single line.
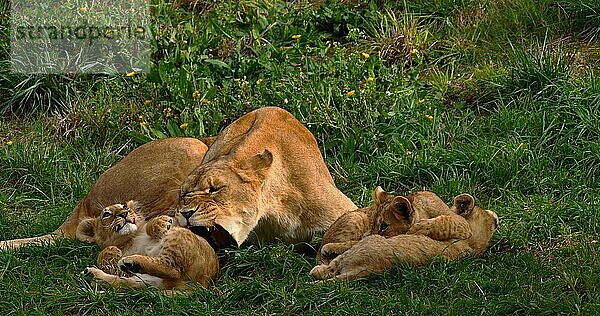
xmin=190 ymin=224 xmax=237 ymax=250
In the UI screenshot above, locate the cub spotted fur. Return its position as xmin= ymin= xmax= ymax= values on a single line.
xmin=317 ymin=187 xmax=471 ymax=264
xmin=310 ymin=194 xmax=499 ymax=281
xmin=77 ymin=201 xmax=219 ymax=290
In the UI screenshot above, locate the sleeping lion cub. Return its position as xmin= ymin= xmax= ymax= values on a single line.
xmin=310 ymin=194 xmax=499 ymax=281
xmin=77 ymin=201 xmax=219 ymax=290
xmin=317 ymin=187 xmax=471 ymax=264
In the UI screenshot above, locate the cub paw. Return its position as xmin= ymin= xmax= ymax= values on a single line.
xmin=147 ymin=216 xmax=173 ymax=239
xmin=82 ymin=267 xmax=102 ymax=278
xmin=118 ymin=256 xmax=142 ymax=273
xmin=309 ymin=264 xmax=333 ymax=280
xmin=407 ymin=219 xmax=432 ymax=236
xmin=155 ymin=215 xmax=173 ymax=231
xmin=320 ymin=244 xmax=337 ymax=258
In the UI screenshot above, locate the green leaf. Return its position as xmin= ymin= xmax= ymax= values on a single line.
xmin=129 ymin=131 xmax=152 ymax=144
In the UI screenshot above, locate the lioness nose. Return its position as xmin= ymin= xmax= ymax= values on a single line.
xmin=180 ymin=210 xmax=195 ymax=220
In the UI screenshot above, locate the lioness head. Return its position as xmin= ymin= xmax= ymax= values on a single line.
xmin=174 ymin=150 xmax=273 ymax=248
xmin=452 ymin=194 xmax=499 ymax=254
xmin=365 ymin=187 xmax=418 ymax=238
xmin=76 ymin=201 xmax=142 ymax=249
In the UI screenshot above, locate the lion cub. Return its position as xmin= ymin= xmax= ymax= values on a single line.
xmin=310 ymin=194 xmax=499 ymax=281
xmin=317 ymin=187 xmax=471 ymax=264
xmin=76 ymin=201 xmax=219 ymax=290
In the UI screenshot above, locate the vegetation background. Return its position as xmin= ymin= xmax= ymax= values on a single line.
xmin=1 ymin=0 xmax=599 ymax=314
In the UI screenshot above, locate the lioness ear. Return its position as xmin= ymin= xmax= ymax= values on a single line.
xmin=238 ymin=149 xmax=273 ymax=171
xmin=373 ymin=186 xmax=386 ymax=204
xmin=453 ymin=194 xmax=475 ymax=215
xmin=75 ymin=218 xmax=98 ymax=243
xmin=391 ymin=196 xmax=413 ymax=222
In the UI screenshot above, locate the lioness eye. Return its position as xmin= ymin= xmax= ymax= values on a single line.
xmin=379 ymin=222 xmax=389 ymax=233
xmin=208 ymin=185 xmax=220 ymax=194
xmin=102 ymin=211 xmax=112 ymax=219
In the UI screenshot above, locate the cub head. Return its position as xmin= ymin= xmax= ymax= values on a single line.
xmin=76 ymin=201 xmax=143 ymax=249
xmin=174 ymin=150 xmax=273 ymax=248
xmin=365 ymin=186 xmax=419 ymax=238
xmin=452 ymin=194 xmax=499 ymax=254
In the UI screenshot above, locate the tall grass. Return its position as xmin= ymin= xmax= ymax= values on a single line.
xmin=0 ymin=0 xmax=599 ymax=314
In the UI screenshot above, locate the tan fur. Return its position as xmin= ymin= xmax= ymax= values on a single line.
xmin=317 ymin=188 xmax=471 ymax=264
xmin=1 ymin=137 xmax=209 ymax=250
xmin=1 ymin=107 xmax=355 ymax=250
xmin=79 ymin=201 xmax=219 ymax=291
xmin=174 ymin=107 xmax=357 ymax=247
xmin=310 ymin=194 xmax=499 ymax=281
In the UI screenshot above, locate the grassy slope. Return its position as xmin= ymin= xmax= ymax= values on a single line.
xmin=1 ymin=0 xmax=599 ymax=314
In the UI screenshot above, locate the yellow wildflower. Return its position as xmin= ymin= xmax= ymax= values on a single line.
xmin=6 ymin=140 xmax=13 ymax=146
xmin=256 ymin=79 xmax=264 ymax=85
xmin=292 ymin=34 xmax=301 ymax=39
xmin=361 ymin=52 xmax=370 ymax=59
xmin=136 ymin=27 xmax=144 ymax=33
xmin=347 ymin=90 xmax=355 ymax=97
xmin=366 ymin=77 xmax=375 ymax=83
xmin=425 ymin=115 xmax=433 ymax=121
xmin=126 ymin=71 xmax=135 ymax=77
xmin=192 ymin=90 xmax=201 ymax=99
xmin=202 ymin=99 xmax=212 ymax=105
xmin=419 ymin=99 xmax=425 ymax=104
xmin=144 ymin=100 xmax=151 ymax=105
xmin=163 ymin=107 xmax=173 ymax=118
xmin=79 ymin=6 xmax=88 ymax=12
xmin=411 ymin=48 xmax=418 ymax=55
xmin=140 ymin=121 xmax=148 ymax=126
xmin=180 ymin=123 xmax=189 ymax=129
xmin=106 ymin=108 xmax=112 ymax=113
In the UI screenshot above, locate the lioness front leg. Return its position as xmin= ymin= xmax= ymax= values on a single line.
xmin=408 ymin=215 xmax=472 ymax=241
xmin=97 ymin=246 xmax=123 ymax=275
xmin=145 ymin=216 xmax=173 ymax=240
xmin=119 ymin=255 xmax=181 ymax=280
xmin=320 ymin=241 xmax=359 ymax=259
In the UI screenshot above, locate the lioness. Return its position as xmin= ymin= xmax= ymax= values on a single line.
xmin=310 ymin=194 xmax=499 ymax=281
xmin=79 ymin=201 xmax=219 ymax=290
xmin=1 ymin=107 xmax=356 ymax=250
xmin=317 ymin=187 xmax=471 ymax=264
xmin=173 ymin=107 xmax=357 ymax=247
xmin=0 ymin=137 xmax=209 ymax=250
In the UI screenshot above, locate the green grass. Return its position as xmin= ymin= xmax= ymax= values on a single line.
xmin=1 ymin=0 xmax=599 ymax=314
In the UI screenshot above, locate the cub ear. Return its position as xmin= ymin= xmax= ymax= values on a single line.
xmin=75 ymin=218 xmax=98 ymax=243
xmin=453 ymin=194 xmax=475 ymax=215
xmin=391 ymin=196 xmax=413 ymax=222
xmin=373 ymin=186 xmax=387 ymax=204
xmin=238 ymin=149 xmax=273 ymax=171
xmin=126 ymin=200 xmax=141 ymax=212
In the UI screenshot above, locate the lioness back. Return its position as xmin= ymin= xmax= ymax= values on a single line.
xmin=1 ymin=137 xmax=209 ymax=250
